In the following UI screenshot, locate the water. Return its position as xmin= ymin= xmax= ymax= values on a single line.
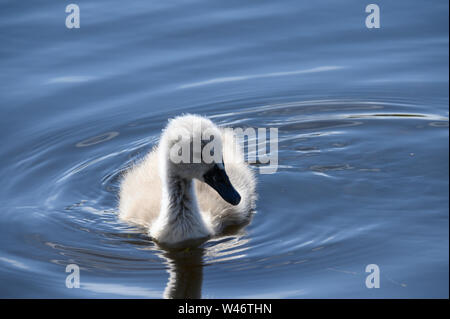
xmin=0 ymin=0 xmax=448 ymax=298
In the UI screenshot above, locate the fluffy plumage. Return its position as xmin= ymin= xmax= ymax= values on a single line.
xmin=118 ymin=114 xmax=256 ymax=247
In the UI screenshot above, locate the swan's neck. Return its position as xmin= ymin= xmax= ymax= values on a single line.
xmin=154 ymin=166 xmax=210 ymax=245
xmin=161 ymin=172 xmax=199 ymax=222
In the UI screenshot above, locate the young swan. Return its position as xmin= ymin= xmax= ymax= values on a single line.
xmin=119 ymin=114 xmax=256 ymax=247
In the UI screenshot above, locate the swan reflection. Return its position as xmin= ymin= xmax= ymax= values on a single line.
xmin=155 ymin=234 xmax=250 ymax=299
xmin=160 ymin=247 xmax=205 ymax=299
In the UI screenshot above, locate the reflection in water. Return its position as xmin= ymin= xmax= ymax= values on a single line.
xmin=159 ymin=247 xmax=205 ymax=299
xmin=155 ymin=233 xmax=250 ymax=299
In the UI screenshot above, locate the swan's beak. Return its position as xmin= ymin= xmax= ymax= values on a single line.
xmin=203 ymin=164 xmax=241 ymax=206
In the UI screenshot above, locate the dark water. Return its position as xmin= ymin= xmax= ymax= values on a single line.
xmin=0 ymin=0 xmax=448 ymax=298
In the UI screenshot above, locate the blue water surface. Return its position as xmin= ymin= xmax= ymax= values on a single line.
xmin=0 ymin=0 xmax=448 ymax=298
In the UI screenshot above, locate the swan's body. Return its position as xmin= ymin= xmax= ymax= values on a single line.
xmin=119 ymin=115 xmax=256 ymax=247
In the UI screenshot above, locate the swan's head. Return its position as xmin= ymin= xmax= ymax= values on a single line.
xmin=159 ymin=114 xmax=241 ymax=206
